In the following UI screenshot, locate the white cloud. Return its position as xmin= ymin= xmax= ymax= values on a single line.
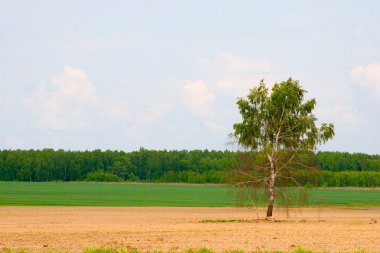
xmin=216 ymin=78 xmax=253 ymax=95
xmin=316 ymin=103 xmax=363 ymax=126
xmin=181 ymin=53 xmax=274 ymax=133
xmin=26 ymin=66 xmax=129 ymax=131
xmin=127 ymin=102 xmax=173 ymax=135
xmin=352 ymin=63 xmax=380 ymax=98
xmin=26 ymin=66 xmax=96 ymax=130
xmin=183 ymin=80 xmax=225 ymax=133
xmin=198 ymin=53 xmax=273 ymax=96
xmin=216 ymin=76 xmax=278 ymax=97
xmin=184 ymin=80 xmax=215 ymax=117
xmin=51 ymin=66 xmax=97 ymax=100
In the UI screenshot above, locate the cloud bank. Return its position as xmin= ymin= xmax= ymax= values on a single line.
xmin=184 ymin=80 xmax=215 ymax=117
xmin=352 ymin=63 xmax=380 ymax=98
xmin=26 ymin=66 xmax=129 ymax=131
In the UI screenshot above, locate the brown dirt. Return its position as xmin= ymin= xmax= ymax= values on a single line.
xmin=0 ymin=206 xmax=379 ymax=252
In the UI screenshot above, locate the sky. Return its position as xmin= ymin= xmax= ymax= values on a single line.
xmin=1 ymin=0 xmax=380 ymax=153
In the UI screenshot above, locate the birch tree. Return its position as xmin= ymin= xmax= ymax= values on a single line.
xmin=232 ymin=78 xmax=334 ymax=218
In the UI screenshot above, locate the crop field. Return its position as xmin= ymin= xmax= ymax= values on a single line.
xmin=0 ymin=181 xmax=379 ymax=206
xmin=1 ymin=182 xmax=379 ymax=252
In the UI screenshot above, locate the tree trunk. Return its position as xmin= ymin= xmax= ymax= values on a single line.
xmin=266 ymin=164 xmax=275 ymax=218
xmin=267 ymin=202 xmax=273 ymax=217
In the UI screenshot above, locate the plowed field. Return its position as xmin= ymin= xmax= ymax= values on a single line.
xmin=0 ymin=207 xmax=379 ymax=252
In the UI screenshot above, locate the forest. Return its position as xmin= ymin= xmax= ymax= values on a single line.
xmin=0 ymin=149 xmax=379 ymax=186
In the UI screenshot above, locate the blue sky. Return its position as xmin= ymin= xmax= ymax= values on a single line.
xmin=1 ymin=0 xmax=380 ymax=153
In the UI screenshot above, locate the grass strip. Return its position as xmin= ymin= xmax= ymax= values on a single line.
xmin=0 ymin=247 xmax=369 ymax=253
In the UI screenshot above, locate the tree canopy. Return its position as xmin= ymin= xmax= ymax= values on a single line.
xmin=0 ymin=149 xmax=379 ymax=187
xmin=232 ymin=78 xmax=334 ymax=217
xmin=233 ymin=78 xmax=334 ymax=152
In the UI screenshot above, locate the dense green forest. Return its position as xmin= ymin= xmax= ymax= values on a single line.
xmin=0 ymin=149 xmax=379 ymax=186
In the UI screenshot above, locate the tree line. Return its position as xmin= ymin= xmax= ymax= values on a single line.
xmin=0 ymin=149 xmax=237 ymax=182
xmin=316 ymin=152 xmax=380 ymax=171
xmin=0 ymin=149 xmax=379 ymax=185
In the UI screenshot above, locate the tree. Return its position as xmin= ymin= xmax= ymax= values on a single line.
xmin=232 ymin=78 xmax=334 ymax=218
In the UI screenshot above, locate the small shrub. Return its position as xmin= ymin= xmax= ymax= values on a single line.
xmin=84 ymin=171 xmax=123 ymax=182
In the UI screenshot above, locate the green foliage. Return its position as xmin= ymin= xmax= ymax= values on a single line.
xmin=84 ymin=171 xmax=123 ymax=182
xmin=231 ymin=79 xmax=334 ymax=216
xmin=0 ymin=149 xmax=237 ymax=182
xmin=83 ymin=249 xmax=129 ymax=253
xmin=200 ymin=219 xmax=246 ymax=223
xmin=184 ymin=248 xmax=214 ymax=253
xmin=294 ymin=170 xmax=380 ymax=187
xmin=317 ymin=151 xmax=380 ymax=171
xmin=158 ymin=170 xmax=229 ymax=184
xmin=232 ymin=78 xmax=334 ymax=151
xmin=292 ymin=248 xmax=313 ymax=253
xmin=0 ymin=149 xmax=379 ymax=186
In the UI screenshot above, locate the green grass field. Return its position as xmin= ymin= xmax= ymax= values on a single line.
xmin=0 ymin=181 xmax=379 ymax=206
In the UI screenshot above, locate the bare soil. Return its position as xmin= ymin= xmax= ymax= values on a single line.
xmin=0 ymin=206 xmax=379 ymax=252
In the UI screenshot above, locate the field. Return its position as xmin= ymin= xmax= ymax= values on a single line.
xmin=0 ymin=206 xmax=379 ymax=252
xmin=1 ymin=182 xmax=380 ymax=252
xmin=1 ymin=181 xmax=380 ymax=206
